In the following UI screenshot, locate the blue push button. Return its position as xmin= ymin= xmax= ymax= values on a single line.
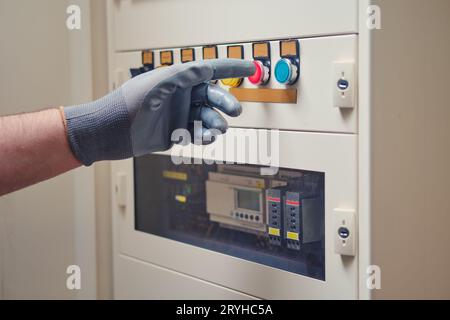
xmin=275 ymin=59 xmax=292 ymax=84
xmin=275 ymin=58 xmax=299 ymax=85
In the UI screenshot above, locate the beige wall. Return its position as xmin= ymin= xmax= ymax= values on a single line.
xmin=0 ymin=0 xmax=101 ymax=299
xmin=90 ymin=0 xmax=113 ymax=300
xmin=370 ymin=0 xmax=450 ymax=299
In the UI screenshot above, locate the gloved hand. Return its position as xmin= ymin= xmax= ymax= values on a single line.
xmin=63 ymin=59 xmax=255 ymax=166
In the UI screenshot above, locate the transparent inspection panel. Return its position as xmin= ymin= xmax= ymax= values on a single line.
xmin=134 ymin=154 xmax=325 ymax=280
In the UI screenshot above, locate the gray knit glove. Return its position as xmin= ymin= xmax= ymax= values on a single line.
xmin=63 ymin=59 xmax=255 ymax=166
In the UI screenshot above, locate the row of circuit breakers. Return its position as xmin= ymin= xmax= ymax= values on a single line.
xmin=205 ymin=169 xmax=323 ymax=251
xmin=130 ymin=40 xmax=301 ymax=87
xmin=266 ymin=187 xmax=321 ymax=250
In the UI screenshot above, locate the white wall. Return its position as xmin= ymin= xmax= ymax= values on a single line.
xmin=0 ymin=0 xmax=96 ymax=299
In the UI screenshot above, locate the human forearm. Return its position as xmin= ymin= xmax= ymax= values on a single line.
xmin=0 ymin=108 xmax=80 ymax=196
xmin=0 ymin=59 xmax=254 ymax=196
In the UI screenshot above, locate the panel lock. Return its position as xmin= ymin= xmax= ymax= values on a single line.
xmin=333 ymin=208 xmax=356 ymax=256
xmin=333 ymin=61 xmax=356 ymax=109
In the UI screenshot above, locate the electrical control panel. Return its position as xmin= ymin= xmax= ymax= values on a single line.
xmin=115 ymin=35 xmax=357 ymax=134
xmin=109 ymin=0 xmax=450 ymax=301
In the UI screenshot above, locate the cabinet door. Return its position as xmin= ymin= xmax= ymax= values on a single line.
xmin=115 ymin=255 xmax=257 ymax=299
xmin=111 ymin=0 xmax=358 ymax=51
xmin=112 ymin=130 xmax=358 ymax=299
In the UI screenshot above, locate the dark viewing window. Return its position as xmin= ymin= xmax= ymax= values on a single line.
xmin=134 ymin=154 xmax=325 ymax=281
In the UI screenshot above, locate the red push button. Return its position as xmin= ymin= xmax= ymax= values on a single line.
xmin=248 ymin=60 xmax=269 ymax=85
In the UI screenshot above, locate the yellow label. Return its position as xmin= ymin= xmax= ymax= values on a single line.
xmin=175 ymin=195 xmax=187 ymax=203
xmin=142 ymin=50 xmax=153 ymax=65
xmin=229 ymin=88 xmax=297 ymax=104
xmin=253 ymin=42 xmax=269 ymax=58
xmin=268 ymin=227 xmax=280 ymax=237
xmin=256 ymin=181 xmax=265 ymax=189
xmin=228 ymin=46 xmax=243 ymax=59
xmin=181 ymin=48 xmax=195 ymax=63
xmin=203 ymin=46 xmax=217 ymax=59
xmin=163 ymin=170 xmax=187 ymax=181
xmin=160 ymin=51 xmax=173 ymax=65
xmin=286 ymin=231 xmax=299 ymax=241
xmin=281 ymin=40 xmax=298 ymax=57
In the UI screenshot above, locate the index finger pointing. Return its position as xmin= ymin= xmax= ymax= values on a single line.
xmin=204 ymin=59 xmax=256 ymax=81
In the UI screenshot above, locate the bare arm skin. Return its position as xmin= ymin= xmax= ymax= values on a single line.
xmin=0 ymin=108 xmax=80 ymax=196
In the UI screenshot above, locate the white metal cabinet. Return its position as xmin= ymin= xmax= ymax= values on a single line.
xmin=108 ymin=0 xmax=450 ymax=300
xmin=115 ymin=254 xmax=257 ymax=299
xmin=108 ymin=0 xmax=361 ymax=300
